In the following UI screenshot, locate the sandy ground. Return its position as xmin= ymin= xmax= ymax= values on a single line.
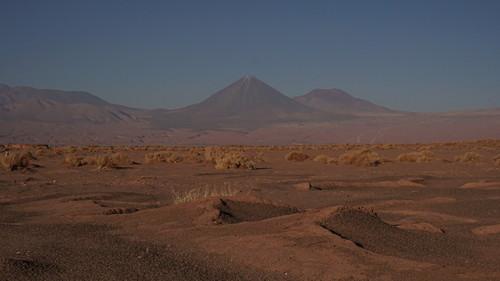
xmin=1 ymin=143 xmax=499 ymax=280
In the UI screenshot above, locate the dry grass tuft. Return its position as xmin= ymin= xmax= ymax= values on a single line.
xmin=339 ymin=150 xmax=386 ymax=167
xmin=145 ymin=151 xmax=184 ymax=164
xmin=396 ymin=150 xmax=436 ymax=163
xmin=494 ymin=154 xmax=500 ymax=165
xmin=214 ymin=152 xmax=255 ymax=170
xmin=172 ymin=185 xmax=239 ymax=204
xmin=285 ymin=151 xmax=310 ymax=161
xmin=313 ymin=154 xmax=337 ymax=165
xmin=64 ymin=153 xmax=86 ymax=167
xmin=455 ymin=152 xmax=482 ymax=163
xmin=0 ymin=151 xmax=35 ymax=171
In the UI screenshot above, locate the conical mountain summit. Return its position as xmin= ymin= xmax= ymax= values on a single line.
xmin=176 ymin=76 xmax=314 ymax=118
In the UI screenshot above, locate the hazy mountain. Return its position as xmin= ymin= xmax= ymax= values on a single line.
xmin=175 ymin=76 xmax=315 ymax=117
xmin=294 ymin=89 xmax=401 ymax=116
xmin=0 ymin=83 xmax=140 ymax=124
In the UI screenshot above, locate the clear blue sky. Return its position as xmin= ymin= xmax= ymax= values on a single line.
xmin=1 ymin=0 xmax=499 ymax=112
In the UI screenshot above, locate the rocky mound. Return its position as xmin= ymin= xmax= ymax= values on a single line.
xmin=320 ymin=206 xmax=473 ymax=265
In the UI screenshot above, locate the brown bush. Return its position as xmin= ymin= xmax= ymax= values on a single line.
xmin=285 ymin=151 xmax=309 ymax=161
xmin=313 ymin=154 xmax=337 ymax=165
xmin=339 ymin=150 xmax=386 ymax=167
xmin=64 ymin=153 xmax=85 ymax=167
xmin=204 ymin=146 xmax=229 ymax=163
xmin=396 ymin=151 xmax=436 ymax=163
xmin=455 ymin=152 xmax=482 ymax=163
xmin=0 ymin=151 xmax=35 ymax=171
xmin=494 ymin=154 xmax=500 ymax=165
xmin=214 ymin=152 xmax=255 ymax=170
xmin=145 ymin=151 xmax=183 ymax=164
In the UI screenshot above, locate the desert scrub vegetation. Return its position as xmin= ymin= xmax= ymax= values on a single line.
xmin=339 ymin=150 xmax=386 ymax=167
xmin=494 ymin=154 xmax=500 ymax=165
xmin=63 ymin=153 xmax=86 ymax=167
xmin=85 ymin=152 xmax=133 ymax=169
xmin=214 ymin=151 xmax=255 ymax=170
xmin=285 ymin=151 xmax=310 ymax=161
xmin=203 ymin=146 xmax=255 ymax=169
xmin=396 ymin=150 xmax=436 ymax=163
xmin=171 ymin=185 xmax=239 ymax=204
xmin=455 ymin=152 xmax=482 ymax=163
xmin=144 ymin=151 xmax=184 ymax=164
xmin=313 ymin=154 xmax=337 ymax=165
xmin=0 ymin=151 xmax=36 ymax=171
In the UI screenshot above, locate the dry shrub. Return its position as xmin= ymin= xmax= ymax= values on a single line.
xmin=455 ymin=152 xmax=482 ymax=163
xmin=112 ymin=152 xmax=132 ymax=164
xmin=64 ymin=153 xmax=85 ymax=167
xmin=92 ymin=154 xmax=117 ymax=170
xmin=339 ymin=150 xmax=386 ymax=167
xmin=0 ymin=151 xmax=35 ymax=171
xmin=396 ymin=150 xmax=436 ymax=163
xmin=172 ymin=185 xmax=238 ymax=204
xmin=185 ymin=148 xmax=203 ymax=163
xmin=204 ymin=146 xmax=228 ymax=163
xmin=285 ymin=151 xmax=309 ymax=161
xmin=313 ymin=154 xmax=337 ymax=165
xmin=214 ymin=152 xmax=255 ymax=170
xmin=494 ymin=154 xmax=500 ymax=165
xmin=145 ymin=151 xmax=183 ymax=164
xmin=254 ymin=151 xmax=268 ymax=163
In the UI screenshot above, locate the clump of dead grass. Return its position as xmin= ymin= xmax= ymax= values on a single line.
xmin=313 ymin=154 xmax=337 ymax=165
xmin=145 ymin=151 xmax=184 ymax=164
xmin=396 ymin=150 xmax=436 ymax=163
xmin=63 ymin=153 xmax=86 ymax=167
xmin=285 ymin=151 xmax=309 ymax=161
xmin=172 ymin=185 xmax=239 ymax=204
xmin=214 ymin=152 xmax=255 ymax=170
xmin=84 ymin=152 xmax=133 ymax=169
xmin=455 ymin=152 xmax=482 ymax=163
xmin=339 ymin=149 xmax=386 ymax=167
xmin=494 ymin=154 xmax=500 ymax=165
xmin=0 ymin=151 xmax=36 ymax=171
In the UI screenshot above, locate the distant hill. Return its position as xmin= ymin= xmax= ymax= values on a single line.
xmin=0 ymin=83 xmax=141 ymax=124
xmin=294 ymin=89 xmax=401 ymax=116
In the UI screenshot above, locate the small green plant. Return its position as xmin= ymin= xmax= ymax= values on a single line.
xmin=285 ymin=151 xmax=309 ymax=161
xmin=455 ymin=152 xmax=482 ymax=163
xmin=171 ymin=185 xmax=239 ymax=204
xmin=339 ymin=150 xmax=386 ymax=167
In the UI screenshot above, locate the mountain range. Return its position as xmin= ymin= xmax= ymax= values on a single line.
xmin=1 ymin=77 xmax=499 ymax=145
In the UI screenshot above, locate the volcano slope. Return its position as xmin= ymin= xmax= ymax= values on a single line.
xmin=0 ymin=140 xmax=499 ymax=280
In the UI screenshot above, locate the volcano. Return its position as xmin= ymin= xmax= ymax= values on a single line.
xmin=174 ymin=76 xmax=315 ymax=119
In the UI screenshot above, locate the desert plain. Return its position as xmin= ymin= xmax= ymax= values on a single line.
xmin=1 ymin=140 xmax=499 ymax=281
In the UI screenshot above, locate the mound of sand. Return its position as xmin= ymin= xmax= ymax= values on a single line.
xmin=471 ymin=224 xmax=500 ymax=235
xmin=320 ymin=206 xmax=471 ymax=265
xmin=129 ymin=196 xmax=300 ymax=227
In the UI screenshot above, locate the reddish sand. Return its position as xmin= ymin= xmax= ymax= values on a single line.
xmin=1 ymin=143 xmax=499 ymax=280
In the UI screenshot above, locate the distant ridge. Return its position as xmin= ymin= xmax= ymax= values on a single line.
xmin=0 ymin=83 xmax=139 ymax=123
xmin=294 ymin=89 xmax=399 ymax=116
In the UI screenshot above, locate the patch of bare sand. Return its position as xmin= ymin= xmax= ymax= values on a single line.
xmin=381 ymin=210 xmax=478 ymax=224
xmin=471 ymin=224 xmax=500 ymax=235
xmin=315 ymin=178 xmax=426 ymax=189
xmin=460 ymin=180 xmax=500 ymax=190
